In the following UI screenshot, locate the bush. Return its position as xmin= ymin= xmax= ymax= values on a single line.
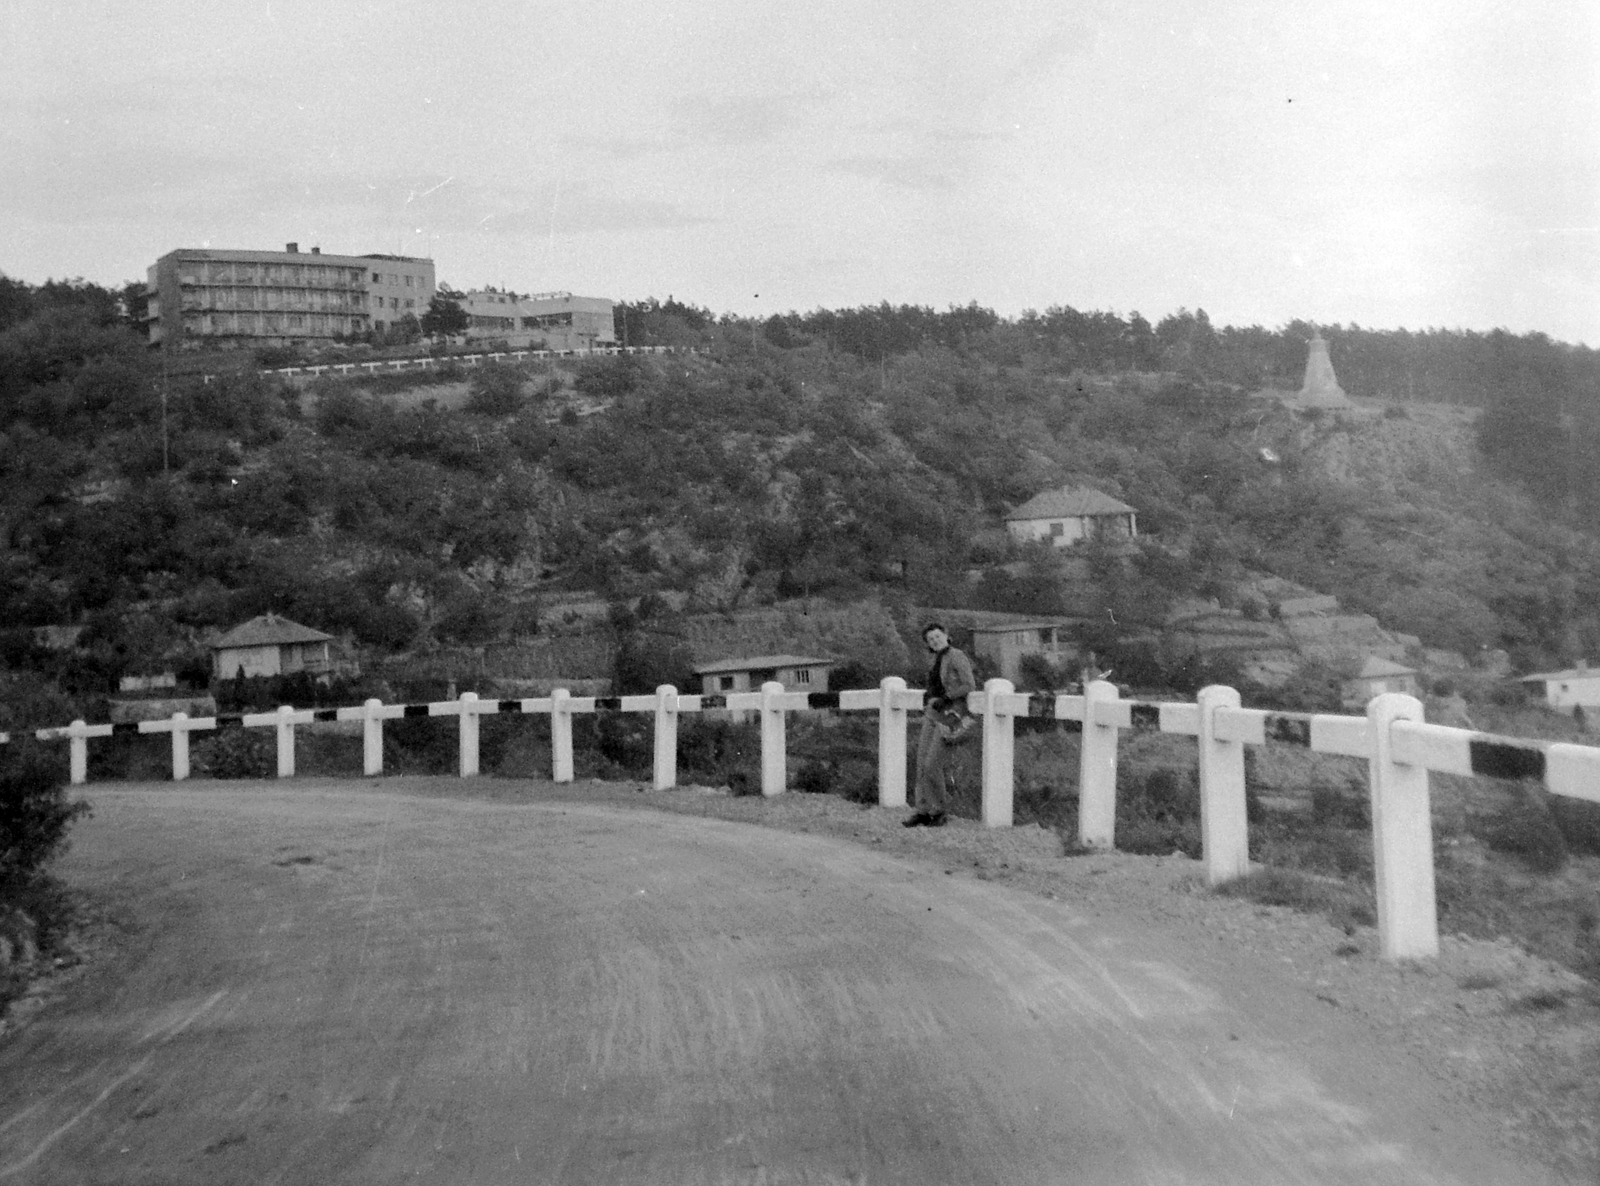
xmin=191 ymin=727 xmax=275 ymax=779
xmin=1477 ymin=788 xmax=1568 ymax=873
xmin=676 ymin=718 xmax=759 ymax=789
xmin=466 ymin=363 xmax=526 ymax=415
xmin=1550 ymin=795 xmax=1600 ymax=858
xmin=1310 ymin=780 xmax=1369 ymax=829
xmin=0 ymin=740 xmax=91 ymax=879
xmin=1114 ymin=767 xmax=1201 ymax=857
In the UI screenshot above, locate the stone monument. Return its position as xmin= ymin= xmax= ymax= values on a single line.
xmin=1295 ymin=329 xmax=1353 ymax=407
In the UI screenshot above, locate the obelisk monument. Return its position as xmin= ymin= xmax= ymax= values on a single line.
xmin=1296 ymin=329 xmax=1352 ymax=406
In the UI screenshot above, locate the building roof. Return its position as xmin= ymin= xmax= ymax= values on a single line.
xmin=1004 ymin=486 xmax=1136 ymax=522
xmin=157 ymin=247 xmax=427 ymax=267
xmin=969 ymin=619 xmax=1075 ymax=634
xmin=1349 ymin=656 xmax=1416 ymax=679
xmin=692 ymin=654 xmax=835 ymax=675
xmin=1517 ymin=664 xmax=1600 ymax=683
xmin=213 ymin=613 xmax=333 ymax=650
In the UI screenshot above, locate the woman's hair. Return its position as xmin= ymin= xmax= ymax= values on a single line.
xmin=921 ymin=621 xmax=946 ymax=638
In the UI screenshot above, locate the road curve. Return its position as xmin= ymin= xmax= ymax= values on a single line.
xmin=0 ymin=785 xmax=1564 ymax=1185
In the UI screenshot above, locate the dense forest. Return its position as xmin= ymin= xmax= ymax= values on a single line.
xmin=4 ymin=271 xmax=1600 ymax=725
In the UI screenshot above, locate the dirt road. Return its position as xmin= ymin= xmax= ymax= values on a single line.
xmin=0 ymin=783 xmax=1570 ymax=1184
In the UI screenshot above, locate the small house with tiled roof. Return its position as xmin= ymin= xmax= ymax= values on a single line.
xmin=211 ymin=612 xmax=334 ymax=681
xmin=1339 ymin=655 xmax=1419 ymax=709
xmin=1004 ymin=486 xmax=1137 ymax=548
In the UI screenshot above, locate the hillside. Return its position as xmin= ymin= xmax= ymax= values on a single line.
xmin=4 ymin=283 xmax=1600 ymax=719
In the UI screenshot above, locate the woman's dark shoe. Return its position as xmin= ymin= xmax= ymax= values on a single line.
xmin=903 ymin=811 xmax=931 ymax=827
xmin=924 ymin=810 xmax=947 ymax=827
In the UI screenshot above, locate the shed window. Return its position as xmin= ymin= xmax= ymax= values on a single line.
xmin=1048 ymin=521 xmax=1064 ymax=537
xmin=796 ymin=668 xmax=811 ymax=684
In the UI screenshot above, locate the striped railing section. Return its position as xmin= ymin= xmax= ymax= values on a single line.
xmin=19 ymin=677 xmax=1600 ymax=962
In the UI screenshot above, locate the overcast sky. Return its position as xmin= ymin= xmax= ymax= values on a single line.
xmin=3 ymin=0 xmax=1596 ymax=343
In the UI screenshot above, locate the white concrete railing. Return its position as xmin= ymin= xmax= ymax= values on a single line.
xmin=22 ymin=678 xmax=1600 ymax=963
xmin=260 ymin=344 xmax=705 ymax=381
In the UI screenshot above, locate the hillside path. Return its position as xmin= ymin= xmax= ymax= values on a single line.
xmin=0 ymin=784 xmax=1569 ymax=1185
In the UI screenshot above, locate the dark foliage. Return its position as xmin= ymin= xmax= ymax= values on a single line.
xmin=0 ymin=739 xmax=91 ymax=880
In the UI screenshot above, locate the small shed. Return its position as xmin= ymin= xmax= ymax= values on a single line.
xmin=1516 ymin=661 xmax=1600 ymax=715
xmin=1005 ymin=486 xmax=1137 ymax=547
xmin=1340 ymin=656 xmax=1420 ymax=709
xmin=693 ymin=654 xmax=834 ymax=696
xmin=212 ymin=612 xmax=334 ymax=681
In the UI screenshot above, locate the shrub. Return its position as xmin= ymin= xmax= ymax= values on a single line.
xmin=0 ymin=740 xmax=91 ymax=880
xmin=1310 ymin=780 xmax=1370 ymax=829
xmin=466 ymin=362 xmax=526 ymax=415
xmin=676 ymin=718 xmax=759 ymax=789
xmin=1550 ymin=795 xmax=1600 ymax=858
xmin=1477 ymin=788 xmax=1568 ymax=873
xmin=1115 ymin=767 xmax=1201 ymax=857
xmin=191 ymin=727 xmax=275 ymax=779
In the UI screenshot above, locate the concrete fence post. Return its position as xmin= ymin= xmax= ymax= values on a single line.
xmin=551 ymin=688 xmax=574 ymax=783
xmin=363 ymin=698 xmax=384 ymax=776
xmin=760 ymin=680 xmax=787 ymax=797
xmin=171 ymin=712 xmax=191 ymax=782
xmin=877 ymin=676 xmax=908 ymax=808
xmin=1367 ymin=693 xmax=1439 ymax=960
xmin=275 ymin=705 xmax=296 ymax=778
xmin=980 ymin=678 xmax=1016 ymax=828
xmin=69 ymin=721 xmax=88 ymax=786
xmin=1078 ymin=680 xmax=1121 ymax=849
xmin=653 ymin=685 xmax=678 ymax=790
xmin=459 ymin=691 xmax=479 ymax=777
xmin=1197 ymin=685 xmax=1249 ymax=885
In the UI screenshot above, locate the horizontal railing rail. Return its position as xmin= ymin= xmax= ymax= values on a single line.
xmin=258 ymin=344 xmax=707 ymax=381
xmin=15 ymin=678 xmax=1600 ymax=963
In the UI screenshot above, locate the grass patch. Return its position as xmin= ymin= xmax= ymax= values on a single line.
xmin=1214 ymin=867 xmax=1376 ymax=934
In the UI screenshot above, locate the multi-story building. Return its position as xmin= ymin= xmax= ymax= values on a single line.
xmin=460 ymin=289 xmax=615 ymax=351
xmin=145 ymin=243 xmax=435 ymax=351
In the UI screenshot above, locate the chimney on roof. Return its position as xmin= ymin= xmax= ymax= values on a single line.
xmin=286 ymin=242 xmax=299 ymax=253
xmin=311 ymin=246 xmax=320 ymax=254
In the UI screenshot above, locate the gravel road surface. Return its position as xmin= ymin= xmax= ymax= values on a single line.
xmin=0 ymin=783 xmax=1573 ymax=1184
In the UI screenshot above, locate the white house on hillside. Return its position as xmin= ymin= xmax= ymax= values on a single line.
xmin=1517 ymin=661 xmax=1600 ymax=715
xmin=1005 ymin=486 xmax=1137 ymax=547
xmin=212 ymin=613 xmax=334 ymax=681
xmin=1340 ymin=656 xmax=1419 ymax=709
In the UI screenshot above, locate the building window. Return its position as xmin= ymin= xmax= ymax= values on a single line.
xmin=1049 ymin=521 xmax=1064 ymax=537
xmin=405 ymin=299 xmax=415 ymax=309
xmin=796 ymin=668 xmax=811 ymax=684
xmin=404 ymin=275 xmax=412 ymax=287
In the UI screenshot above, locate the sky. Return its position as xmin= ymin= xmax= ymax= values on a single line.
xmin=3 ymin=0 xmax=1597 ymax=344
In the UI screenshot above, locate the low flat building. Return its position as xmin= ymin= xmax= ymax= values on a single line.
xmin=146 ymin=243 xmax=435 ymax=351
xmin=694 ymin=655 xmax=833 ymax=697
xmin=1517 ymin=661 xmax=1600 ymax=715
xmin=461 ymin=290 xmax=616 ymax=351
